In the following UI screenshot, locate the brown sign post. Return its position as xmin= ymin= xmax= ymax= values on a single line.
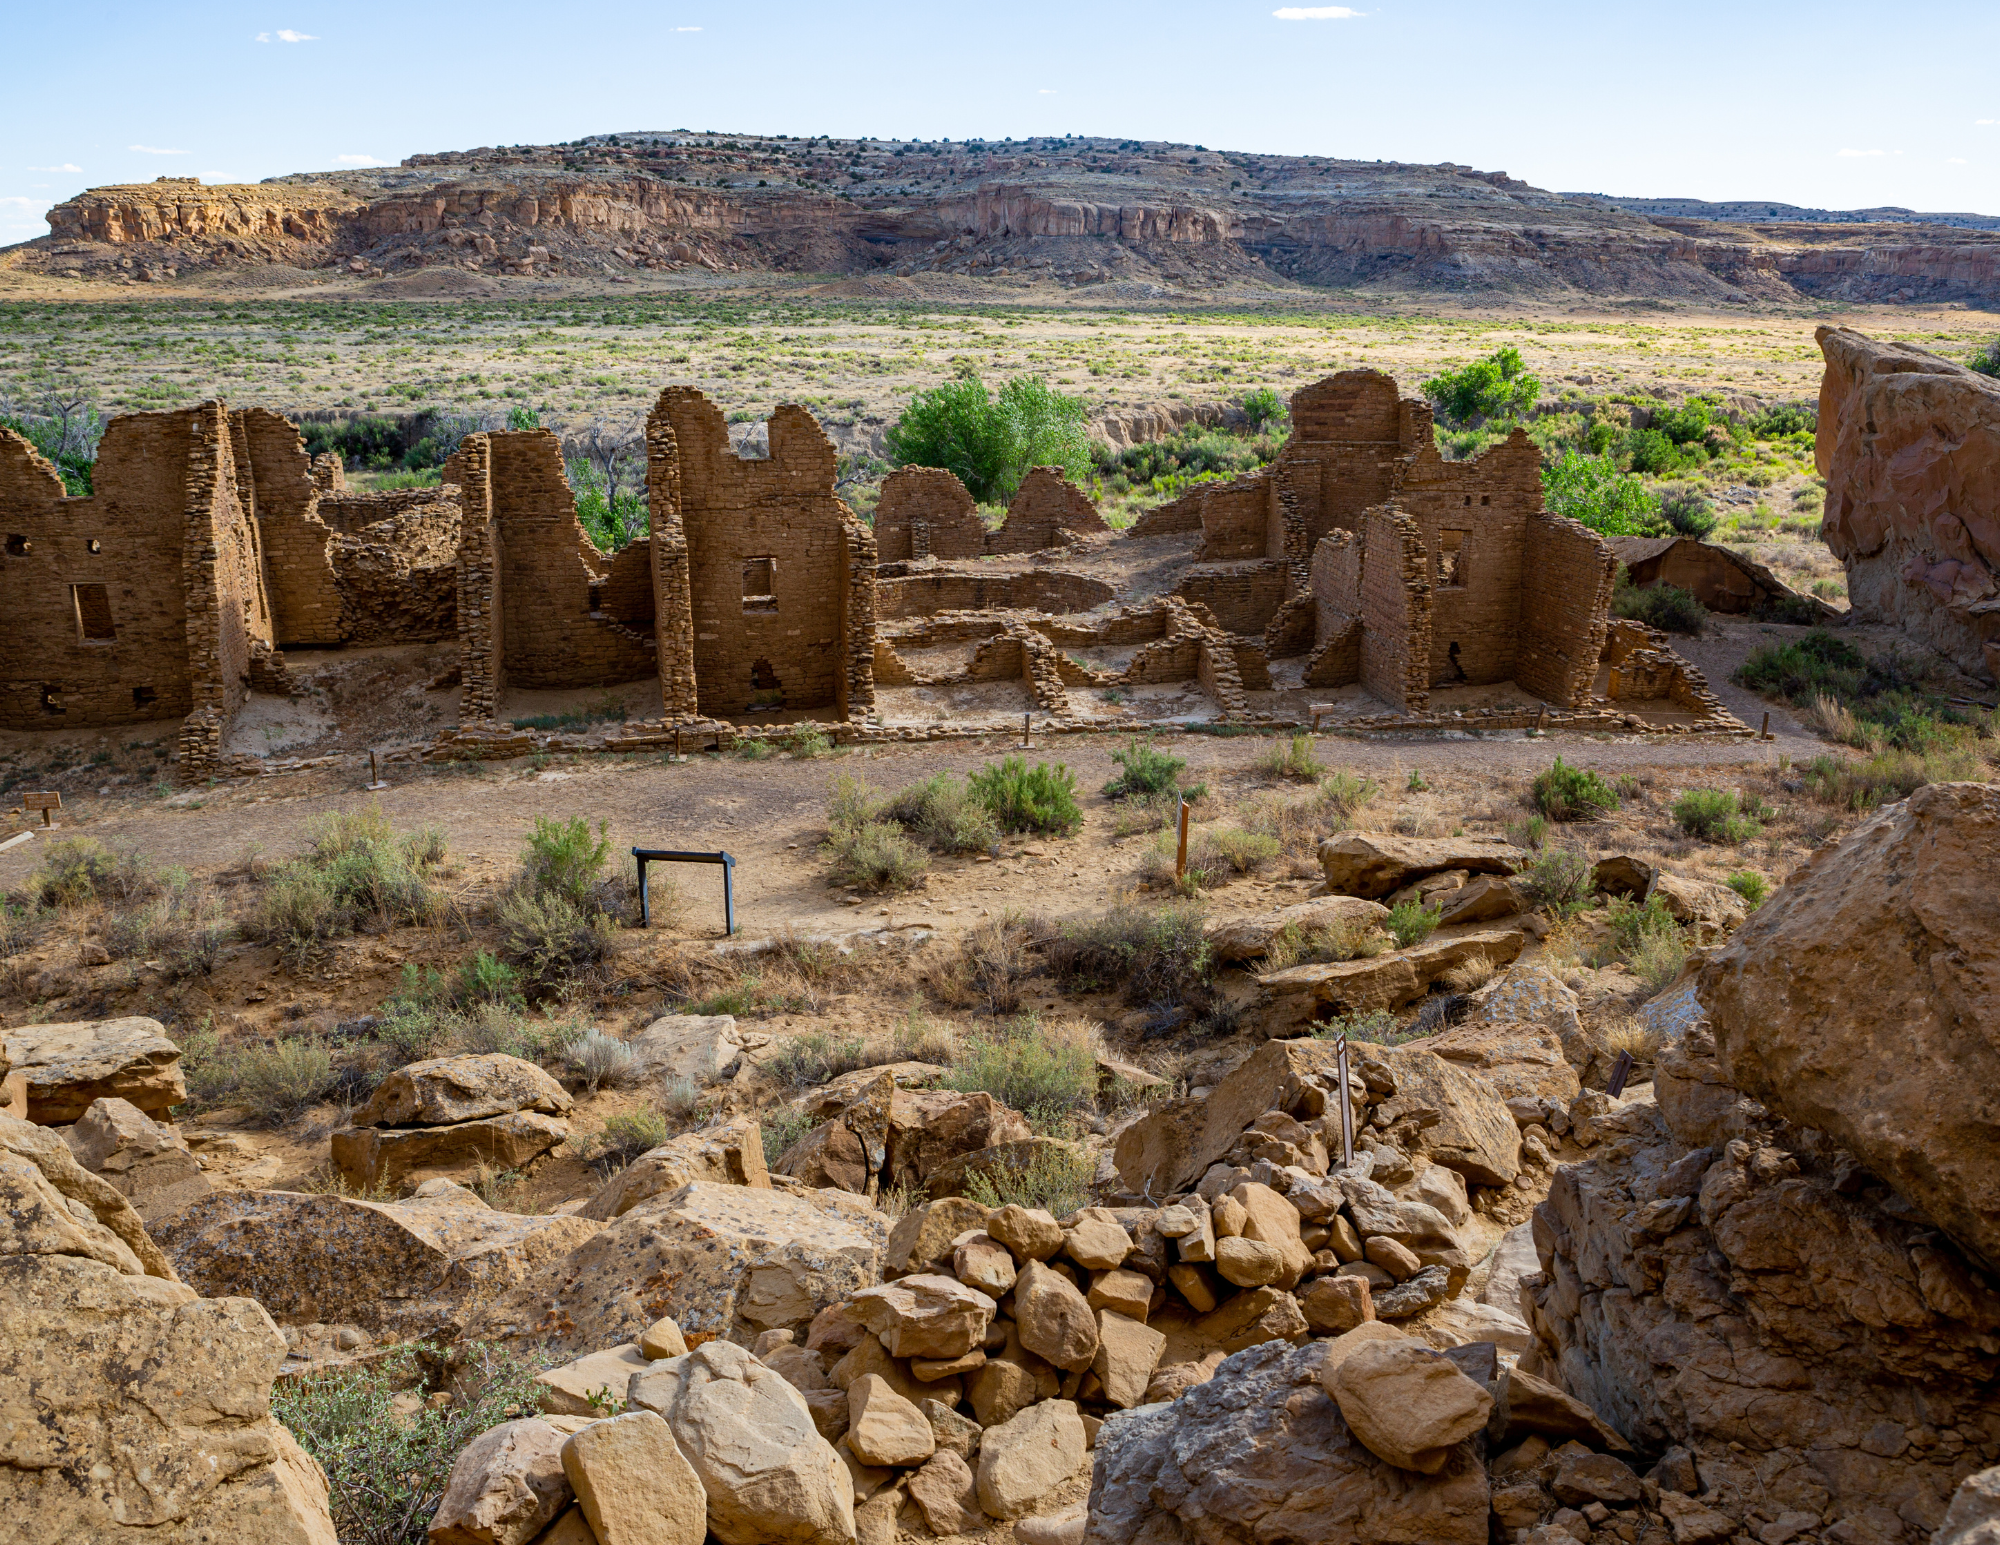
xmin=18 ymin=791 xmax=60 ymax=829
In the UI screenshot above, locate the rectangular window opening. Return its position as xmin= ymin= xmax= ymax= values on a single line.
xmin=743 ymin=556 xmax=778 ymax=612
xmin=5 ymin=534 xmax=28 ymax=557
xmin=72 ymin=583 xmax=116 ymax=642
xmin=132 ymin=685 xmax=157 ymax=709
xmin=1438 ymin=529 xmax=1469 ymax=589
xmin=587 ymin=582 xmax=604 ymax=615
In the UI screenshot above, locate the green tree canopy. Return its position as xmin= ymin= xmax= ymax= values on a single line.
xmin=1541 ymin=451 xmax=1663 ymax=537
xmin=1421 ymin=347 xmax=1541 ymax=427
xmin=885 ymin=373 xmax=1091 ymax=503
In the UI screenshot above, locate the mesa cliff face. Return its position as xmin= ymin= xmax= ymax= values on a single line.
xmin=22 ymin=132 xmax=2000 ymax=304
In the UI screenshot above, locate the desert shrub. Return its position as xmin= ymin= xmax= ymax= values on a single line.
xmin=1604 ymin=894 xmax=1678 ymax=958
xmin=1111 ymin=787 xmax=1192 ymax=837
xmin=1385 ymin=898 xmax=1441 ymax=949
xmin=1522 ymin=844 xmax=1593 ymax=917
xmin=879 ymin=772 xmax=1000 ymax=854
xmin=452 ymin=1001 xmax=584 ymax=1063
xmin=945 ymin=1014 xmax=1096 ymax=1130
xmin=735 ymin=737 xmax=777 ymax=761
xmin=885 ymin=372 xmax=1091 ymax=502
xmin=964 ymin=914 xmax=1033 ymax=1015
xmin=1422 ymin=347 xmax=1540 ymax=426
xmin=1628 ymin=923 xmax=1688 ymax=993
xmin=827 ymin=772 xmax=882 ymax=832
xmin=1969 ymin=337 xmax=2000 ymax=380
xmin=1612 ymin=575 xmax=1707 ymax=635
xmin=1726 ymin=870 xmax=1771 ymax=909
xmin=1260 ymin=916 xmax=1387 ymax=972
xmin=659 ymin=1075 xmax=705 ymax=1121
xmin=823 ymin=819 xmax=930 ymax=892
xmin=231 ymin=1036 xmax=338 ymax=1126
xmin=571 ymin=1028 xmax=640 ymax=1091
xmin=1255 ymin=732 xmax=1323 ymax=781
xmin=1658 ymin=484 xmax=1718 ymax=539
xmin=1310 ymin=1007 xmax=1409 ymax=1046
xmin=1043 ymin=901 xmax=1213 ymax=1011
xmin=970 ymin=757 xmax=1082 ymax=836
xmin=1241 ymin=386 xmax=1287 ymax=431
xmin=893 ymin=1008 xmax=961 ymax=1065
xmin=1318 ymin=770 xmax=1380 ymax=825
xmin=1799 ymin=744 xmax=1982 ymax=810
xmin=761 ymin=1105 xmax=820 ymax=1167
xmin=33 ymin=837 xmax=152 ymax=910
xmin=1506 ymin=813 xmax=1550 ymax=850
xmin=516 ymin=816 xmax=612 ymax=910
xmin=1812 ymin=577 xmax=1844 ymax=601
xmin=497 ymin=890 xmax=616 ymax=993
xmin=1673 ymin=788 xmax=1761 ymax=843
xmin=1532 ymin=758 xmax=1619 ymax=822
xmin=103 ymin=873 xmax=234 ymax=980
xmin=1542 ymin=452 xmax=1661 ymax=537
xmin=961 ymin=1139 xmax=1097 ymax=1217
xmin=771 ymin=1030 xmax=872 ymax=1088
xmin=258 ymin=808 xmax=448 ymax=964
xmin=1442 ymin=955 xmax=1496 ymax=993
xmin=596 ymin=1109 xmax=670 ymax=1168
xmin=275 ymin=1342 xmax=551 ymax=1545
xmin=1102 ymin=738 xmax=1187 ymax=800
xmin=786 ymin=726 xmax=835 ymax=759
xmin=1188 ymin=825 xmax=1280 ymax=880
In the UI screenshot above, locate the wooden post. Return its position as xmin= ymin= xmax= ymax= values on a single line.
xmin=674 ymin=725 xmax=683 ymax=761
xmin=1333 ymin=1035 xmax=1355 ymax=1171
xmin=19 ymin=792 xmax=59 ymax=829
xmin=1022 ymin=712 xmax=1031 ymax=749
xmin=1174 ymin=796 xmax=1190 ymax=883
xmin=365 ymin=751 xmax=388 ymax=791
xmin=1606 ymin=1049 xmax=1635 ymax=1100
xmin=1534 ymin=705 xmax=1546 ymax=736
xmin=1760 ymin=711 xmax=1770 ymax=741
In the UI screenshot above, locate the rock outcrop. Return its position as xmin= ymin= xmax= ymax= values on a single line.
xmin=2 ymin=1016 xmax=186 ymax=1122
xmin=62 ymin=1095 xmax=213 ymax=1219
xmin=1699 ymin=781 xmax=2000 ymax=1272
xmin=0 ymin=1112 xmax=339 ymax=1542
xmin=1817 ymin=326 xmax=2000 ymax=679
xmin=331 ymin=1052 xmax=572 ymax=1189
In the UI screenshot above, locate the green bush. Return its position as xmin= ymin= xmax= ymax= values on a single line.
xmin=1522 ymin=844 xmax=1593 ymax=917
xmin=771 ymin=1030 xmax=873 ymax=1088
xmin=961 ymin=1140 xmax=1096 ymax=1218
xmin=879 ymin=772 xmax=1000 ymax=853
xmin=229 ymin=1036 xmax=338 ymax=1126
xmin=1673 ymin=788 xmax=1761 ymax=842
xmin=1532 ymin=757 xmax=1620 ymax=822
xmin=1384 ymin=898 xmax=1441 ymax=949
xmin=885 ymin=373 xmax=1091 ymax=502
xmin=822 ymin=819 xmax=930 ymax=892
xmin=945 ymin=1015 xmax=1095 ymax=1130
xmin=1969 ymin=338 xmax=2000 ymax=380
xmin=1188 ymin=825 xmax=1280 ymax=880
xmin=1658 ymin=485 xmax=1718 ymax=539
xmin=497 ymin=889 xmax=616 ymax=993
xmin=1310 ymin=1008 xmax=1408 ymax=1046
xmin=1044 ymin=901 xmax=1214 ymax=1010
xmin=274 ymin=1343 xmax=551 ymax=1545
xmin=517 ymin=816 xmax=611 ymax=910
xmin=33 ymin=837 xmax=151 ymax=910
xmin=971 ymin=757 xmax=1082 ymax=836
xmin=761 ymin=1106 xmax=820 ymax=1167
xmin=1103 ymin=738 xmax=1187 ymax=800
xmin=1422 ymin=348 xmax=1541 ymax=426
xmin=258 ymin=808 xmax=448 ymax=965
xmin=1726 ymin=871 xmax=1771 ymax=909
xmin=1241 ymin=386 xmax=1287 ymax=431
xmin=1612 ymin=575 xmax=1707 ymax=635
xmin=596 ymin=1109 xmax=670 ymax=1167
xmin=1255 ymin=732 xmax=1323 ymax=781
xmin=1542 ymin=452 xmax=1661 ymax=537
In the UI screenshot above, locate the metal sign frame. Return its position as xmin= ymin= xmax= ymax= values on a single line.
xmin=632 ymin=847 xmax=736 ymax=934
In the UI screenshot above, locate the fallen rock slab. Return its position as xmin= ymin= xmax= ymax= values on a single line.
xmin=1317 ymin=834 xmax=1522 ymax=899
xmin=1322 ymin=1335 xmax=1493 ymax=1473
xmin=353 ymin=1052 xmax=570 ymax=1127
xmin=977 ymin=1399 xmax=1087 ymax=1520
xmin=628 ymin=1014 xmax=752 ymax=1085
xmin=1420 ymin=1019 xmax=1580 ymax=1106
xmin=3 ymin=1016 xmax=185 ymax=1123
xmin=576 ymin=1118 xmax=769 ymax=1222
xmin=1255 ymin=928 xmax=1526 ymax=1036
xmin=884 ymin=1089 xmax=1033 ymax=1192
xmin=1205 ymin=896 xmax=1391 ymax=962
xmin=331 ymin=1110 xmax=569 ymax=1190
xmin=63 ymin=1095 xmax=212 ymax=1219
xmin=560 ymin=1410 xmax=705 ymax=1545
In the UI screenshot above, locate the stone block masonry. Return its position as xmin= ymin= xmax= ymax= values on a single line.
xmin=874 ymin=467 xmax=987 ymax=562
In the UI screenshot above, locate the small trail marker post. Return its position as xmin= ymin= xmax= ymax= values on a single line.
xmin=1174 ymin=797 xmax=1191 ymax=885
xmin=365 ymin=750 xmax=389 ymax=791
xmin=18 ymin=791 xmax=59 ymax=829
xmin=1606 ymin=1049 xmax=1635 ymax=1099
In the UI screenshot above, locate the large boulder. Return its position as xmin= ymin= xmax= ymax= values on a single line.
xmin=882 ymin=1089 xmax=1032 ymax=1193
xmin=475 ymin=1181 xmax=886 ymax=1355
xmin=627 ymin=1339 xmax=855 ymax=1545
xmin=576 ymin=1118 xmax=769 ymax=1222
xmin=628 ymin=1014 xmax=755 ymax=1085
xmin=1699 ymin=782 xmax=2000 ymax=1271
xmin=976 ymin=1399 xmax=1088 ymax=1520
xmin=1255 ymin=929 xmax=1526 ymax=1035
xmin=1419 ymin=1020 xmax=1580 ymax=1107
xmin=0 ymin=1112 xmax=338 ymax=1543
xmin=2 ymin=1016 xmax=185 ymax=1123
xmin=1317 ymin=834 xmax=1522 ymax=899
xmin=428 ymin=1417 xmax=572 ymax=1545
xmin=1319 ymin=1334 xmax=1493 ymax=1473
xmin=1205 ymin=896 xmax=1391 ymax=963
xmin=1084 ymin=1339 xmax=1489 ymax=1545
xmin=776 ymin=1070 xmax=894 ymax=1195
xmin=155 ymin=1187 xmax=599 ymax=1341
xmin=353 ymin=1053 xmax=570 ymax=1127
xmin=848 ymin=1272 xmax=994 ymax=1360
xmin=63 ymin=1096 xmax=212 ymax=1220
xmin=330 ymin=1111 xmax=570 ymax=1190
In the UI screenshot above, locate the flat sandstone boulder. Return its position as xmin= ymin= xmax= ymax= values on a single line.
xmin=3 ymin=1016 xmax=185 ymax=1123
xmin=1317 ymin=834 xmax=1522 ymax=899
xmin=1205 ymin=896 xmax=1391 ymax=962
xmin=331 ymin=1110 xmax=569 ymax=1189
xmin=352 ymin=1052 xmax=571 ymax=1127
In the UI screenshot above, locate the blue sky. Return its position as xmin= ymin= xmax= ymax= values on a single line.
xmin=4 ymin=0 xmax=1996 ymax=244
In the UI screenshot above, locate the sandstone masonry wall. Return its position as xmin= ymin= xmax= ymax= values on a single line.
xmin=1357 ymin=505 xmax=1431 ymax=712
xmin=873 ymin=467 xmax=987 ymax=561
xmin=450 ymin=437 xmax=504 ymax=720
xmin=1517 ymin=511 xmax=1617 ymax=707
xmin=876 ymin=569 xmax=1114 ymax=621
xmin=986 ymin=466 xmax=1110 ymax=555
xmin=232 ymin=408 xmax=342 ymax=648
xmin=1173 ymin=560 xmax=1289 ymax=636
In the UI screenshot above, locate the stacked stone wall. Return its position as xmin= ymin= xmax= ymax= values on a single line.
xmin=0 ymin=418 xmax=197 ymax=729
xmin=644 ymin=408 xmax=698 ymax=719
xmin=333 ymin=503 xmax=462 ymax=645
xmin=177 ymin=402 xmax=273 ymax=778
xmin=986 ymin=466 xmax=1109 ymax=554
xmin=1518 ymin=510 xmax=1616 ymax=707
xmin=1173 ymin=560 xmax=1288 ymax=636
xmin=876 ymin=569 xmax=1114 ymax=620
xmin=1356 ymin=505 xmax=1431 ymax=712
xmin=317 ymin=486 xmax=457 ymax=534
xmin=873 ymin=467 xmax=987 ymax=561
xmin=233 ymin=408 xmax=342 ymax=648
xmin=450 ymin=437 xmax=504 ymax=721
xmin=1191 ymin=476 xmax=1273 ymax=560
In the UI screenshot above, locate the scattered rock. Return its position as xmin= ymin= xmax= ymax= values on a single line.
xmin=62 ymin=1095 xmax=211 ymax=1219
xmin=1013 ymin=1260 xmax=1099 ymax=1372
xmin=1937 ymin=1466 xmax=2000 ymax=1545
xmin=1090 ymin=1310 xmax=1165 ymax=1409
xmin=977 ymin=1399 xmax=1087 ymax=1519
xmin=353 ymin=1052 xmax=570 ymax=1127
xmin=986 ymin=1203 xmax=1065 ymax=1262
xmin=560 ymin=1410 xmax=706 ymax=1545
xmin=628 ymin=1014 xmax=751 ymax=1085
xmin=1321 ymin=1332 xmax=1493 ymax=1473
xmin=849 ymin=1272 xmax=993 ymax=1360
xmin=885 ymin=1196 xmax=991 ymax=1277
xmin=535 ymin=1344 xmax=648 ymax=1417
xmin=2 ymin=1016 xmax=185 ymax=1123
xmin=1300 ymin=1273 xmax=1374 ymax=1333
xmin=884 ymin=1089 xmax=1033 ymax=1192
xmin=577 ymin=1119 xmax=769 ymax=1222
xmin=331 ymin=1110 xmax=569 ymax=1190
xmin=1421 ymin=1019 xmax=1581 ymax=1107
xmin=1317 ymin=833 xmax=1522 ymax=899
xmin=1061 ymin=1208 xmax=1131 ymax=1271
xmin=1205 ymin=896 xmax=1391 ymax=961
xmin=845 ymin=1372 xmax=936 ymax=1467
xmin=1193 ymin=1284 xmax=1306 ymax=1352
xmin=906 ymin=1447 xmax=981 ymax=1534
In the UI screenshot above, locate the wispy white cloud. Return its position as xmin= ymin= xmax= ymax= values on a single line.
xmin=29 ymin=163 xmax=82 ymax=173
xmin=0 ymin=197 xmax=37 ymax=209
xmin=1038 ymin=88 xmax=1056 ymax=94
xmin=256 ymin=28 xmax=317 ymax=42
xmin=336 ymin=154 xmax=388 ymax=166
xmin=129 ymin=144 xmax=187 ymax=155
xmin=1977 ymin=119 xmax=1996 ymax=126
xmin=675 ymin=25 xmax=701 ymax=30
xmin=1273 ymin=5 xmax=1364 ymax=17
xmin=1835 ymin=148 xmax=1888 ymax=157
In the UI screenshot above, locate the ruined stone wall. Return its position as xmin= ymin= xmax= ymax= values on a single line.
xmin=644 ymin=409 xmax=698 ymax=719
xmin=876 ymin=569 xmax=1115 ymax=621
xmin=317 ymin=486 xmax=457 ymax=535
xmin=1173 ymin=560 xmax=1288 ymax=636
xmin=0 ymin=417 xmax=198 ymax=729
xmin=450 ymin=437 xmax=504 ymax=720
xmin=1274 ymin=371 xmax=1413 ymax=548
xmin=873 ymin=467 xmax=987 ymax=561
xmin=1126 ymin=485 xmax=1207 ymax=537
xmin=651 ymin=389 xmax=875 ymax=718
xmin=481 ymin=430 xmax=656 ymax=691
xmin=177 ymin=402 xmax=274 ymax=777
xmin=1356 ymin=505 xmax=1431 ymax=712
xmin=986 ymin=466 xmax=1110 ymax=555
xmin=1517 ymin=511 xmax=1616 ymax=707
xmin=333 ymin=502 xmax=461 ymax=645
xmin=1397 ymin=429 xmax=1543 ymax=687
xmin=1192 ymin=476 xmax=1275 ymax=561
xmin=232 ymin=407 xmax=343 ymax=647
